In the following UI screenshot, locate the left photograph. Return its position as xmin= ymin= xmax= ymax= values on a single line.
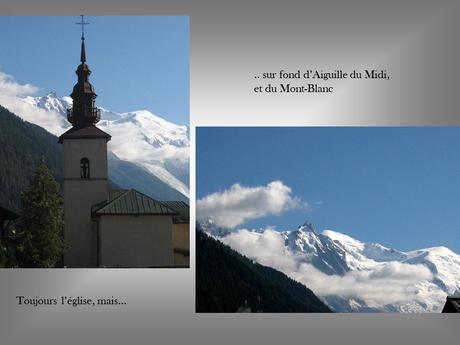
xmin=0 ymin=16 xmax=190 ymax=268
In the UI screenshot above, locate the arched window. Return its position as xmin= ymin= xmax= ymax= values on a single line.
xmin=80 ymin=158 xmax=90 ymax=179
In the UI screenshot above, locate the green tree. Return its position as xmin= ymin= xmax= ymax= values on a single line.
xmin=0 ymin=222 xmax=19 ymax=268
xmin=16 ymin=157 xmax=66 ymax=268
xmin=0 ymin=239 xmax=8 ymax=267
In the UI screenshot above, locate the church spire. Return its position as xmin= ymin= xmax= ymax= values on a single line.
xmin=67 ymin=15 xmax=100 ymax=127
xmin=78 ymin=15 xmax=88 ymax=63
xmin=80 ymin=36 xmax=86 ymax=63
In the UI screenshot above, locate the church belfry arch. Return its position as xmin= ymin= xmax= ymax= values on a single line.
xmin=80 ymin=157 xmax=90 ymax=178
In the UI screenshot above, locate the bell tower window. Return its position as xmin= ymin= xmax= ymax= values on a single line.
xmin=80 ymin=158 xmax=90 ymax=179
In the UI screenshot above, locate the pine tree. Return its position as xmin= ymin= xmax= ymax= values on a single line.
xmin=0 ymin=240 xmax=7 ymax=267
xmin=0 ymin=222 xmax=19 ymax=268
xmin=16 ymin=157 xmax=66 ymax=268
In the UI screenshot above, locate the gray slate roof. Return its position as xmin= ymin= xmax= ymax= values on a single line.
xmin=93 ymin=189 xmax=177 ymax=216
xmin=58 ymin=125 xmax=111 ymax=143
xmin=161 ymin=201 xmax=189 ymax=224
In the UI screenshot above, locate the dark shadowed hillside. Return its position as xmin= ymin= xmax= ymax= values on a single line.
xmin=0 ymin=105 xmax=63 ymax=210
xmin=196 ymin=229 xmax=331 ymax=313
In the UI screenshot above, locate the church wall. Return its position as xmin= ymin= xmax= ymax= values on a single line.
xmin=98 ymin=215 xmax=174 ymax=268
xmin=63 ymin=180 xmax=107 ymax=267
xmin=63 ymin=137 xmax=108 ymax=268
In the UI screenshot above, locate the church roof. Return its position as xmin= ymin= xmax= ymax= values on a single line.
xmin=58 ymin=125 xmax=111 ymax=143
xmin=161 ymin=201 xmax=189 ymax=224
xmin=93 ymin=189 xmax=178 ymax=216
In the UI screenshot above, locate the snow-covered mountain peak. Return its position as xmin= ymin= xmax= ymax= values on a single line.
xmin=45 ymin=91 xmax=58 ymax=99
xmin=297 ymin=221 xmax=317 ymax=233
xmin=103 ymin=109 xmax=189 ymax=148
xmin=322 ymin=229 xmax=365 ymax=251
xmin=23 ymin=93 xmax=72 ymax=115
xmin=412 ymin=246 xmax=456 ymax=257
xmin=126 ymin=109 xmax=186 ymax=131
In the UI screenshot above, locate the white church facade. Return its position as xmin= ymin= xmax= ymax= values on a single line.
xmin=58 ymin=25 xmax=188 ymax=268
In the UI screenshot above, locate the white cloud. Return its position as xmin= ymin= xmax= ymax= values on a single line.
xmin=100 ymin=120 xmax=189 ymax=163
xmin=197 ymin=181 xmax=307 ymax=228
xmin=0 ymin=71 xmax=66 ymax=135
xmin=0 ymin=71 xmax=38 ymax=96
xmin=222 ymin=228 xmax=298 ymax=272
xmin=294 ymin=261 xmax=432 ymax=305
xmin=220 ymin=228 xmax=433 ymax=306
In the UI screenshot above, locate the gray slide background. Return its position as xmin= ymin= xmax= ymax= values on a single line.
xmin=1 ymin=1 xmax=459 ymax=344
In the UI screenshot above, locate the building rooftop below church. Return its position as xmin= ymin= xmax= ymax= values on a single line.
xmin=162 ymin=201 xmax=189 ymax=224
xmin=92 ymin=189 xmax=178 ymax=216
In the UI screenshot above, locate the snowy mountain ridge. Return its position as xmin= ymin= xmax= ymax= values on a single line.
xmin=200 ymin=220 xmax=460 ymax=313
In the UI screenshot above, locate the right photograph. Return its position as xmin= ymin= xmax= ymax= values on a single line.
xmin=196 ymin=127 xmax=460 ymax=313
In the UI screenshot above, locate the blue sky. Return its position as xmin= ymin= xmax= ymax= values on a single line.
xmin=0 ymin=16 xmax=189 ymax=124
xmin=197 ymin=127 xmax=460 ymax=253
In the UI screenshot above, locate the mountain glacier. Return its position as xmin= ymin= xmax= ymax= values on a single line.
xmin=18 ymin=92 xmax=189 ymax=199
xmin=200 ymin=220 xmax=460 ymax=313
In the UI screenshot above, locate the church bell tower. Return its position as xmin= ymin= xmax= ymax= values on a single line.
xmin=59 ymin=17 xmax=111 ymax=267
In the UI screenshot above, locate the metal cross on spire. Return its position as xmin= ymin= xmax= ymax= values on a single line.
xmin=76 ymin=15 xmax=90 ymax=39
